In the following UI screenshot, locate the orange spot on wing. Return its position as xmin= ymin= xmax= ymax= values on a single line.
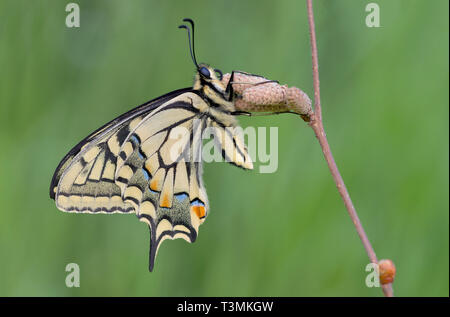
xmin=160 ymin=193 xmax=171 ymax=208
xmin=191 ymin=205 xmax=205 ymax=219
xmin=150 ymin=179 xmax=158 ymax=191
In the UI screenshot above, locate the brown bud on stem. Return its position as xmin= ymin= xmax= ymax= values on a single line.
xmin=378 ymin=259 xmax=396 ymax=285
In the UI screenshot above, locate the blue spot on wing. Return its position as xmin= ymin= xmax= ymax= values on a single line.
xmin=142 ymin=168 xmax=150 ymax=181
xmin=175 ymin=193 xmax=188 ymax=201
xmin=190 ymin=199 xmax=205 ymax=207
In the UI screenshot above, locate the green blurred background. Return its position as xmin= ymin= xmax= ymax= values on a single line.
xmin=0 ymin=0 xmax=448 ymax=297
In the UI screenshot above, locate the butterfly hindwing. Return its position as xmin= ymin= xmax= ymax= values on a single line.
xmin=113 ymin=92 xmax=211 ymax=270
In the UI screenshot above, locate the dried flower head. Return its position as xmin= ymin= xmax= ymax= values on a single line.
xmin=222 ymin=72 xmax=313 ymax=121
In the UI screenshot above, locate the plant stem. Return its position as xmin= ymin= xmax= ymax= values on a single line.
xmin=305 ymin=0 xmax=394 ymax=297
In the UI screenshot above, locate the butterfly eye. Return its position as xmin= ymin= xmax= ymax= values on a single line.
xmin=199 ymin=67 xmax=211 ymax=79
xmin=214 ymin=69 xmax=223 ymax=80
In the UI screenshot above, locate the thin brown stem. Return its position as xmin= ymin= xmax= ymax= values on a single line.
xmin=305 ymin=0 xmax=394 ymax=297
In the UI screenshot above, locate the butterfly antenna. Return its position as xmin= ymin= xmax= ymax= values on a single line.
xmin=182 ymin=18 xmax=198 ymax=67
xmin=178 ymin=19 xmax=199 ymax=68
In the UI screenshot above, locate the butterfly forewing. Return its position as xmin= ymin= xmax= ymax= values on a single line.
xmin=49 ymin=87 xmax=192 ymax=199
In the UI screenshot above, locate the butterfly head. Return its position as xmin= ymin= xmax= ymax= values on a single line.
xmin=193 ymin=63 xmax=226 ymax=93
xmin=179 ymin=19 xmax=229 ymax=101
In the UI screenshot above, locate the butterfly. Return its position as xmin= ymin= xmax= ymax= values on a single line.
xmin=49 ymin=19 xmax=261 ymax=271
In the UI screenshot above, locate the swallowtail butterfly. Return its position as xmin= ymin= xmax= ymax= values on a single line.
xmin=50 ymin=19 xmax=309 ymax=271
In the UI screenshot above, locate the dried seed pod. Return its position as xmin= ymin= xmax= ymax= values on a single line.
xmin=222 ymin=72 xmax=313 ymax=121
xmin=378 ymin=259 xmax=396 ymax=285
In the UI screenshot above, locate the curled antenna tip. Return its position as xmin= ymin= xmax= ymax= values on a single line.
xmin=178 ymin=21 xmax=198 ymax=68
xmin=181 ymin=18 xmax=197 ymax=66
